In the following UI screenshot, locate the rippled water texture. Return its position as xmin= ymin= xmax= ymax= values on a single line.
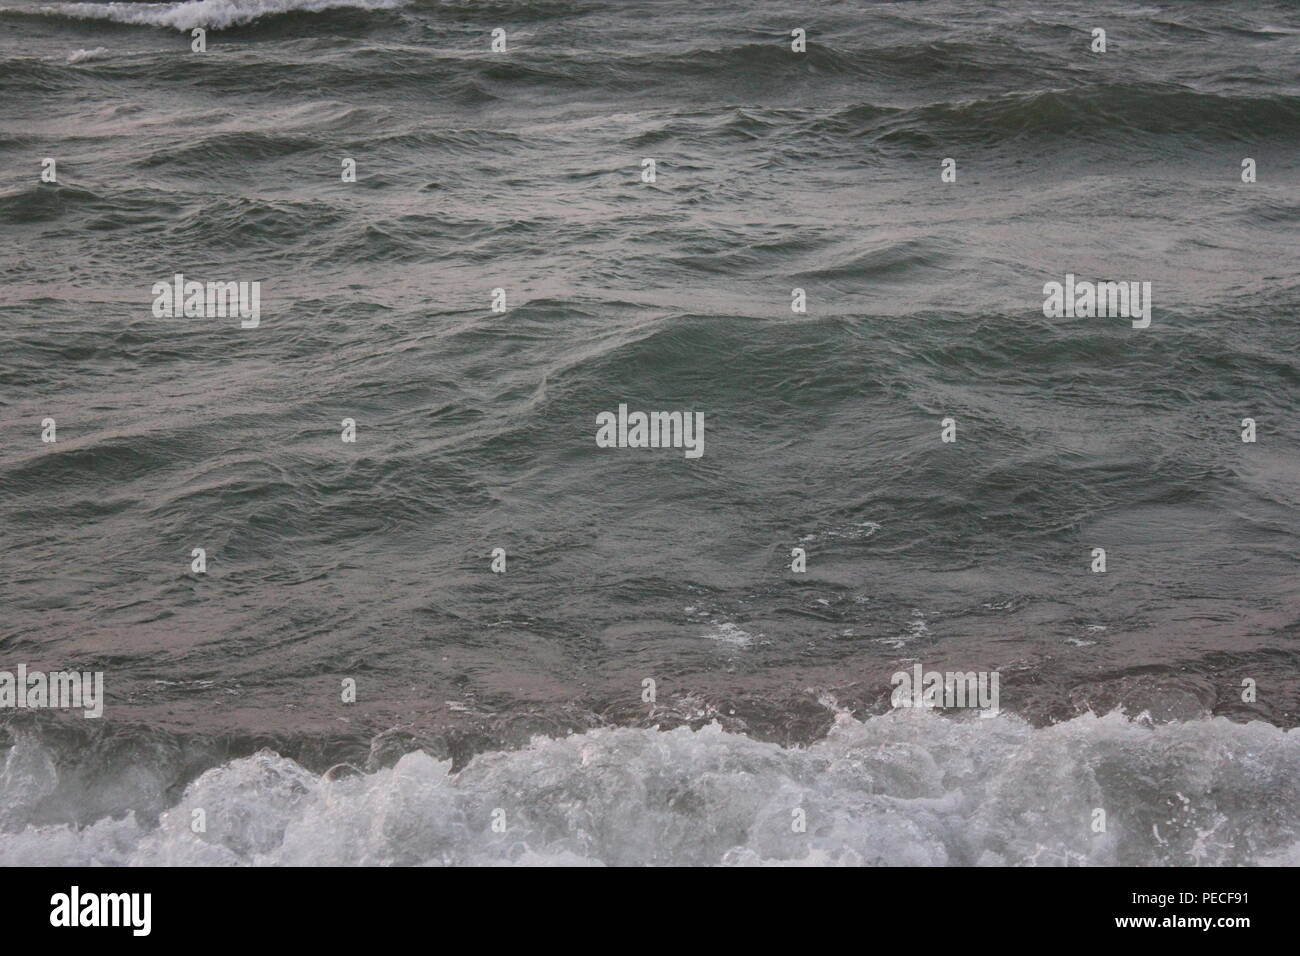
xmin=0 ymin=0 xmax=1297 ymax=863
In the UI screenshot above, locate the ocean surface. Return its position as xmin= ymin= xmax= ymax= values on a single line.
xmin=1 ymin=0 xmax=1298 ymax=865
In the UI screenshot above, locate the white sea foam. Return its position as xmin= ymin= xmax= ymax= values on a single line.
xmin=705 ymin=621 xmax=754 ymax=647
xmin=799 ymin=521 xmax=881 ymax=544
xmin=45 ymin=0 xmax=404 ymax=33
xmin=0 ymin=710 xmax=1296 ymax=866
xmin=66 ymin=47 xmax=108 ymax=63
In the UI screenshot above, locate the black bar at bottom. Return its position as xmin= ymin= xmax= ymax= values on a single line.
xmin=3 ymin=865 xmax=1274 ymax=941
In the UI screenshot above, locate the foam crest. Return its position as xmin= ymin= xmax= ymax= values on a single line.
xmin=45 ymin=0 xmax=404 ymax=32
xmin=1 ymin=710 xmax=1296 ymax=866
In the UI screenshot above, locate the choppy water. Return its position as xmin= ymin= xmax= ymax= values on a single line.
xmin=1 ymin=0 xmax=1298 ymax=865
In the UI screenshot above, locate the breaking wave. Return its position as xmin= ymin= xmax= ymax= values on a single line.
xmin=1 ymin=710 xmax=1295 ymax=866
xmin=34 ymin=0 xmax=405 ymax=32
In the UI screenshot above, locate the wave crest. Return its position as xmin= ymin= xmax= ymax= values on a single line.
xmin=41 ymin=0 xmax=405 ymax=32
xmin=1 ymin=711 xmax=1295 ymax=865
